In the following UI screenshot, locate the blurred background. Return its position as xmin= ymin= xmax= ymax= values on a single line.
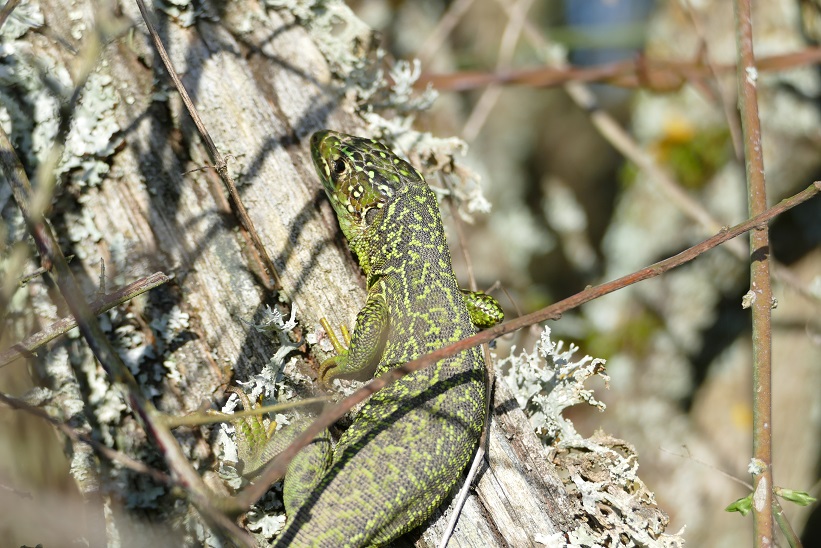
xmin=348 ymin=0 xmax=821 ymax=545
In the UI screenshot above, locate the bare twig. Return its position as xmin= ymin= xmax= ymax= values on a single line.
xmin=0 ymin=391 xmax=172 ymax=485
xmin=733 ymin=1 xmax=774 ymax=544
xmin=135 ymin=0 xmax=282 ymax=293
xmin=417 ymin=47 xmax=821 ymax=92
xmin=235 ymin=181 xmax=820 ymax=509
xmin=662 ymin=447 xmax=802 ymax=546
xmin=17 ymin=254 xmax=74 ymax=285
xmin=164 ymin=396 xmax=331 ymax=429
xmin=661 ymin=446 xmax=753 ymax=490
xmin=0 ymin=272 xmax=171 ymax=367
xmin=417 ymin=0 xmax=476 ymax=66
xmin=0 ymin=120 xmax=253 ymax=547
xmin=0 ymin=0 xmax=21 ymax=31
xmin=772 ymin=497 xmax=802 ymax=548
xmin=491 ymin=0 xmax=818 ymax=304
xmin=681 ymin=0 xmax=744 ymax=159
xmin=462 ymin=0 xmax=535 ymax=142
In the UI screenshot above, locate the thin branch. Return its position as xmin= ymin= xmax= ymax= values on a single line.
xmin=462 ymin=0 xmax=534 ymax=142
xmin=416 ymin=0 xmax=476 ymax=66
xmin=493 ymin=0 xmax=819 ymax=304
xmin=733 ymin=0 xmax=774 ymax=544
xmin=772 ymin=498 xmax=802 ymax=548
xmin=681 ymin=0 xmax=744 ymax=159
xmin=0 ymin=0 xmax=21 ymax=31
xmin=134 ymin=0 xmax=282 ymax=293
xmin=0 ymin=391 xmax=172 ymax=485
xmin=417 ymin=47 xmax=821 ymax=92
xmin=164 ymin=396 xmax=331 ymax=429
xmin=0 ymin=123 xmax=253 ymax=547
xmin=0 ymin=272 xmax=171 ymax=367
xmin=17 ymin=254 xmax=74 ymax=285
xmin=235 ymin=181 xmax=820 ymax=509
xmin=661 ymin=446 xmax=753 ymax=490
xmin=0 ymin=243 xmax=31 ymax=324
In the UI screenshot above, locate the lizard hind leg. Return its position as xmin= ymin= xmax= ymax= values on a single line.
xmin=278 ymin=418 xmax=334 ymax=516
xmin=225 ymin=387 xmax=333 ymax=515
xmin=461 ymin=289 xmax=504 ymax=329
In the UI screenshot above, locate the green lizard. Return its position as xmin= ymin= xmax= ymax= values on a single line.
xmin=238 ymin=130 xmax=503 ymax=546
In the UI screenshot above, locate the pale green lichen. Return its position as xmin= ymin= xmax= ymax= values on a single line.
xmin=150 ymin=305 xmax=190 ymax=385
xmin=151 ymin=305 xmax=191 ymax=347
xmin=265 ymin=0 xmax=373 ymax=76
xmin=365 ymin=112 xmax=491 ymax=219
xmin=239 ymin=305 xmax=302 ymax=397
xmin=155 ymin=0 xmax=199 ymax=27
xmin=246 ymin=497 xmax=287 ymax=537
xmin=61 ymin=68 xmax=121 ymax=186
xmin=0 ymin=0 xmax=44 ymax=40
xmin=497 ymin=325 xmax=608 ymax=446
xmin=1 ymin=11 xmax=122 ymax=189
xmin=499 ymin=328 xmax=683 ymax=547
xmin=216 ymin=387 xmax=294 ymax=540
xmin=107 ymin=232 xmax=130 ymax=286
xmin=64 ymin=207 xmax=103 ymax=259
xmin=217 ymin=305 xmax=303 ymax=488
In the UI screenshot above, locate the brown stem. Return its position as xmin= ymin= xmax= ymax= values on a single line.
xmin=0 ymin=0 xmax=21 ymax=31
xmin=135 ymin=0 xmax=282 ymax=294
xmin=773 ymin=497 xmax=803 ymax=548
xmin=417 ymin=47 xmax=821 ymax=92
xmin=0 ymin=125 xmax=254 ymax=547
xmin=0 ymin=391 xmax=172 ymax=485
xmin=0 ymin=272 xmax=170 ymax=367
xmin=733 ymin=0 xmax=774 ymax=544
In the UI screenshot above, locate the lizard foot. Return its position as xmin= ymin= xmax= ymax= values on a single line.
xmin=318 ymin=318 xmax=351 ymax=386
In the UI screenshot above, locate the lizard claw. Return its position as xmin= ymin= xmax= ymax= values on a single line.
xmin=319 ymin=318 xmax=350 ymax=386
xmin=318 ymin=356 xmax=340 ymax=388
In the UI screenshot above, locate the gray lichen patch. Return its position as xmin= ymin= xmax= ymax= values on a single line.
xmin=0 ymin=13 xmax=122 ymax=189
xmin=498 ymin=327 xmax=684 ymax=546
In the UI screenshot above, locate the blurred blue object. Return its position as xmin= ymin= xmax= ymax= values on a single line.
xmin=564 ymin=0 xmax=654 ymax=66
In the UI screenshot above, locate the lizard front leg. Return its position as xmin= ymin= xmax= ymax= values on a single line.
xmin=461 ymin=289 xmax=504 ymax=329
xmin=319 ymin=280 xmax=389 ymax=384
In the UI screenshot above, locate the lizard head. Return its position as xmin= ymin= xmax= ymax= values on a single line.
xmin=310 ymin=130 xmax=424 ymax=241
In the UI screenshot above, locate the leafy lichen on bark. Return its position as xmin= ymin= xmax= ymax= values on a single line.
xmin=499 ymin=327 xmax=684 ymax=547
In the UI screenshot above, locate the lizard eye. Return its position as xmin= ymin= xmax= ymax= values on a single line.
xmin=332 ymin=159 xmax=346 ymax=174
xmin=364 ymin=207 xmax=381 ymax=225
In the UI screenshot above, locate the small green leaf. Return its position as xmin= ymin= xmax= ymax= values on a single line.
xmin=726 ymin=494 xmax=753 ymax=516
xmin=777 ymin=488 xmax=817 ymax=507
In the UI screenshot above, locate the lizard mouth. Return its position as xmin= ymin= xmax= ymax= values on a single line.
xmin=310 ymin=130 xmax=334 ymax=185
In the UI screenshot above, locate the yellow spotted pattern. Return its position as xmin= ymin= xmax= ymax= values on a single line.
xmin=275 ymin=131 xmax=504 ymax=547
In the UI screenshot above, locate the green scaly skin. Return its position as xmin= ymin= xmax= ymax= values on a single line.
xmin=265 ymin=130 xmax=503 ymax=547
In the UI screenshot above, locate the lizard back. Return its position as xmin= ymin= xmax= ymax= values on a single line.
xmin=273 ymin=131 xmax=486 ymax=546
